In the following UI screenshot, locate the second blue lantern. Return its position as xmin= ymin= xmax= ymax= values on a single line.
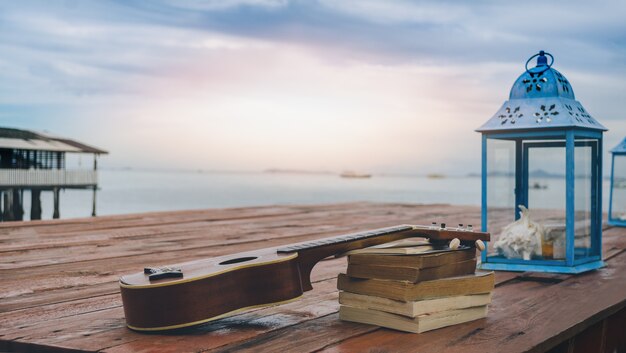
xmin=609 ymin=138 xmax=626 ymax=227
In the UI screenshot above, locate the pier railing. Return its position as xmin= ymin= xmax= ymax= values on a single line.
xmin=0 ymin=169 xmax=97 ymax=187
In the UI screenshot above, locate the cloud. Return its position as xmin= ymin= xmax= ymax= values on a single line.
xmin=317 ymin=0 xmax=470 ymax=25
xmin=158 ymin=0 xmax=289 ymax=11
xmin=0 ymin=0 xmax=625 ymax=173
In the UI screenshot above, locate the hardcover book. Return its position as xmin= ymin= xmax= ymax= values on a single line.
xmin=348 ymin=247 xmax=475 ymax=268
xmin=346 ymin=258 xmax=477 ymax=282
xmin=337 ymin=271 xmax=495 ymax=301
xmin=339 ymin=305 xmax=488 ymax=333
xmin=338 ymin=291 xmax=492 ymax=317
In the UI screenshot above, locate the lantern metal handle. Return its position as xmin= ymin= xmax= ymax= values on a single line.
xmin=525 ymin=50 xmax=554 ymax=74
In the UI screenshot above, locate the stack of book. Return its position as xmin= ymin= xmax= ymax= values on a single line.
xmin=337 ymin=239 xmax=495 ymax=333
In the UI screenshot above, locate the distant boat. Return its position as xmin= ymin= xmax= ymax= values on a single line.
xmin=531 ymin=182 xmax=548 ymax=190
xmin=426 ymin=173 xmax=446 ymax=179
xmin=340 ymin=171 xmax=372 ymax=179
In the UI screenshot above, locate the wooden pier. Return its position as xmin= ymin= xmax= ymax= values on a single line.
xmin=0 ymin=127 xmax=107 ymax=222
xmin=1 ymin=202 xmax=625 ymax=352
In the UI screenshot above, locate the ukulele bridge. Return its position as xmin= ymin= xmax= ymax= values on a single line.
xmin=144 ymin=266 xmax=183 ymax=281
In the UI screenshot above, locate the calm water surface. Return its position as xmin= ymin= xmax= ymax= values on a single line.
xmin=20 ymin=170 xmax=611 ymax=220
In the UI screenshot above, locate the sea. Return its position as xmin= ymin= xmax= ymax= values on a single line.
xmin=18 ymin=169 xmax=613 ymax=220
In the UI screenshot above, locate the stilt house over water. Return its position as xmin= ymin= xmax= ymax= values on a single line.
xmin=0 ymin=127 xmax=107 ymax=221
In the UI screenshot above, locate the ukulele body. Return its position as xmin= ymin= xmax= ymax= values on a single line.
xmin=120 ymin=249 xmax=302 ymax=331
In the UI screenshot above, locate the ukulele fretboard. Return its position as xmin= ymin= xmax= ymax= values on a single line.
xmin=276 ymin=225 xmax=414 ymax=253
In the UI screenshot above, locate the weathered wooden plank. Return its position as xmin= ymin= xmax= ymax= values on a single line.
xmin=1 ymin=235 xmax=349 ymax=313
xmin=210 ymin=223 xmax=624 ymax=351
xmin=208 ymin=279 xmax=547 ymax=353
xmin=0 ymin=203 xmax=467 ymax=246
xmin=0 ymin=277 xmax=342 ymax=353
xmin=0 ymin=205 xmax=305 ymax=238
xmin=0 ymin=241 xmax=358 ymax=308
xmin=0 ymin=293 xmax=121 ymax=333
xmin=1 ymin=204 xmax=624 ymax=353
xmin=208 ymin=313 xmax=377 ymax=353
xmin=603 ymin=307 xmax=626 ymax=353
xmin=0 ymin=202 xmax=443 ymax=239
xmin=601 ymin=226 xmax=626 ymax=260
xmin=0 ymin=203 xmax=466 ymax=269
xmin=570 ymin=319 xmax=605 ymax=353
xmin=75 ymin=261 xmax=513 ymax=351
xmin=0 ymin=249 xmax=494 ymax=350
xmin=0 ymin=203 xmax=406 ymax=255
xmin=0 ymin=204 xmax=478 ymax=314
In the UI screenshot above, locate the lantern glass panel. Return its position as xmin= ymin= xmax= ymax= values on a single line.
xmin=574 ymin=143 xmax=594 ymax=259
xmin=611 ymin=155 xmax=626 ymax=222
xmin=526 ymin=144 xmax=566 ymax=260
xmin=485 ymin=138 xmax=516 ymax=257
xmin=485 ymin=136 xmax=601 ymax=263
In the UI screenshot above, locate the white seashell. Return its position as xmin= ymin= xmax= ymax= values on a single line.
xmin=449 ymin=238 xmax=460 ymax=250
xmin=493 ymin=205 xmax=544 ymax=260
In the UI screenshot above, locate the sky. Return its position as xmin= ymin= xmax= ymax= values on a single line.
xmin=1 ymin=0 xmax=625 ymax=175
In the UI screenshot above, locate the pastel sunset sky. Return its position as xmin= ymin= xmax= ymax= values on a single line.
xmin=1 ymin=0 xmax=625 ymax=174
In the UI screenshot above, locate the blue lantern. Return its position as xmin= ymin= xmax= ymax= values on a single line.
xmin=609 ymin=138 xmax=626 ymax=227
xmin=476 ymin=51 xmax=607 ymax=273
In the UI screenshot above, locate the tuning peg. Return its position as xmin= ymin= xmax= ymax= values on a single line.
xmin=449 ymin=238 xmax=460 ymax=250
xmin=475 ymin=239 xmax=485 ymax=251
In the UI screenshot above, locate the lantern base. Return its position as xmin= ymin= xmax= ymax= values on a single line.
xmin=608 ymin=219 xmax=626 ymax=227
xmin=479 ymin=260 xmax=605 ymax=274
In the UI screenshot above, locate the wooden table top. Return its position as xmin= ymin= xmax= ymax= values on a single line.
xmin=1 ymin=202 xmax=625 ymax=353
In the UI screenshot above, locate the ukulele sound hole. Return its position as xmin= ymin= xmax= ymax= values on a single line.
xmin=219 ymin=256 xmax=257 ymax=265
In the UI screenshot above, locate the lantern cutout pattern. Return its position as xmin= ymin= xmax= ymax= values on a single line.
xmin=609 ymin=138 xmax=626 ymax=226
xmin=476 ymin=50 xmax=607 ymax=273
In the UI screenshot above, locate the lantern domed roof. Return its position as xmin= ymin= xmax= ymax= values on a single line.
xmin=477 ymin=50 xmax=606 ymax=132
xmin=509 ymin=60 xmax=574 ymax=100
xmin=611 ymin=137 xmax=626 ymax=154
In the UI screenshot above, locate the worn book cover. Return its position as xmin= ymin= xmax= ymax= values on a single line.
xmin=346 ymin=258 xmax=477 ymax=282
xmin=345 ymin=238 xmax=434 ymax=255
xmin=337 ymin=271 xmax=495 ymax=301
xmin=348 ymin=247 xmax=475 ymax=269
xmin=339 ymin=291 xmax=492 ymax=317
xmin=339 ymin=305 xmax=488 ymax=333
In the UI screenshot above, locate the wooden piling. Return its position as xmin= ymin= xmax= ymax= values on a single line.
xmin=52 ymin=187 xmax=60 ymax=219
xmin=30 ymin=189 xmax=42 ymax=220
xmin=2 ymin=189 xmax=12 ymax=221
xmin=91 ymin=186 xmax=97 ymax=217
xmin=11 ymin=189 xmax=23 ymax=221
xmin=92 ymin=155 xmax=98 ymax=217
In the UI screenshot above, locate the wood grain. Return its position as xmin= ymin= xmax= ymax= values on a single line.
xmin=0 ymin=203 xmax=624 ymax=353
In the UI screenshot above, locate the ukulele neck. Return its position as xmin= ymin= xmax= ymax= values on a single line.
xmin=278 ymin=224 xmax=489 ymax=291
xmin=284 ymin=225 xmax=420 ymax=291
xmin=276 ymin=225 xmax=415 ymax=254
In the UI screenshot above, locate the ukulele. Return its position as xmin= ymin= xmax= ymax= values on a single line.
xmin=120 ymin=224 xmax=489 ymax=331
